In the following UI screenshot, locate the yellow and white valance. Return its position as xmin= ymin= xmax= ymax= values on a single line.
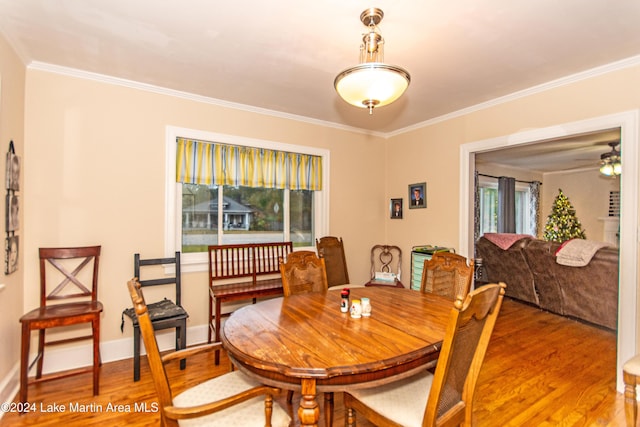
xmin=176 ymin=138 xmax=322 ymax=191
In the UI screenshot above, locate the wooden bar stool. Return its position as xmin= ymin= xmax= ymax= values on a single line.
xmin=624 ymin=354 xmax=640 ymax=426
xmin=19 ymin=246 xmax=102 ymax=411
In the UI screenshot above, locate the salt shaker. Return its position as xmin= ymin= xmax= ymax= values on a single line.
xmin=361 ymin=297 xmax=371 ymax=317
xmin=340 ymin=289 xmax=350 ymax=313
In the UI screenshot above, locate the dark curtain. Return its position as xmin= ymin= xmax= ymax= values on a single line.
xmin=498 ymin=176 xmax=516 ymax=233
xmin=473 ymin=171 xmax=481 ymax=252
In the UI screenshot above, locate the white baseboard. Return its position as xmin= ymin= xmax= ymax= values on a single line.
xmin=45 ymin=323 xmax=210 ymax=372
xmin=0 ymin=363 xmax=19 ymax=421
xmin=0 ymin=323 xmax=210 ymax=420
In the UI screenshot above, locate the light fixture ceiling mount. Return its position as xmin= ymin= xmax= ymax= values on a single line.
xmin=599 ymin=142 xmax=621 ymax=177
xmin=334 ymin=8 xmax=411 ymax=115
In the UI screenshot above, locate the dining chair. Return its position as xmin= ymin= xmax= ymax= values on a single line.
xmin=125 ymin=278 xmax=291 ymax=427
xmin=316 ymin=236 xmax=350 ymax=288
xmin=122 ymin=252 xmax=188 ymax=381
xmin=344 ymin=282 xmax=507 ymax=427
xmin=19 ymin=245 xmax=103 ymax=410
xmin=624 ymin=353 xmax=640 ymax=427
xmin=420 ymin=252 xmax=475 ymax=301
xmin=279 ymin=250 xmax=329 ymax=296
xmin=279 ymin=250 xmax=334 ymax=426
xmin=364 ymin=244 xmax=404 ymax=287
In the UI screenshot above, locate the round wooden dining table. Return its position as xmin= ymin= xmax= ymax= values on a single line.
xmin=221 ymin=286 xmax=452 ymax=427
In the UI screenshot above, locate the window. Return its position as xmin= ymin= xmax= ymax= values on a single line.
xmin=181 ymin=184 xmax=314 ymax=252
xmin=166 ymin=127 xmax=329 ymax=271
xmin=478 ymin=176 xmax=532 ymax=236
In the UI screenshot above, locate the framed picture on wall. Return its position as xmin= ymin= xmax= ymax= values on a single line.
xmin=408 ymin=182 xmax=426 ymax=209
xmin=390 ymin=198 xmax=403 ymax=219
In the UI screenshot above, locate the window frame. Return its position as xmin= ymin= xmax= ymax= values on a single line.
xmin=165 ymin=126 xmax=330 ymax=272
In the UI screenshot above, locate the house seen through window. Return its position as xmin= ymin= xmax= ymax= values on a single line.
xmin=181 ymin=184 xmax=313 ymax=252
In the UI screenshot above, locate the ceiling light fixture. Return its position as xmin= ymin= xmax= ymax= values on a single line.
xmin=334 ymin=8 xmax=411 ymax=115
xmin=600 ymin=142 xmax=621 ymax=177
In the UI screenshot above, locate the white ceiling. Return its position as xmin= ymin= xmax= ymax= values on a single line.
xmin=0 ymin=1 xmax=638 ymax=169
xmin=475 ymin=129 xmax=621 ymax=173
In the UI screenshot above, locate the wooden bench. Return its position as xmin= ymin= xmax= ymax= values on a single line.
xmin=207 ymin=241 xmax=293 ymax=364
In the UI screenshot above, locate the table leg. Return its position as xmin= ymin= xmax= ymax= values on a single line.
xmin=298 ymin=378 xmax=319 ymax=427
xmin=324 ymin=392 xmax=334 ymax=427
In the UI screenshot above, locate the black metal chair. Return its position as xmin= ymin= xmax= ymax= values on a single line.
xmin=122 ymin=252 xmax=188 ymax=381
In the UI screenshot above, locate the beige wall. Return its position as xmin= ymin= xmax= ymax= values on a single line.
xmin=384 ymin=63 xmax=640 ymax=343
xmin=22 ymin=70 xmax=388 ymax=344
xmin=1 ymin=27 xmax=640 ymax=390
xmin=0 ymin=34 xmax=25 ymax=393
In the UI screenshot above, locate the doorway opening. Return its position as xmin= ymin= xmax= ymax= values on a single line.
xmin=458 ymin=110 xmax=639 ymax=392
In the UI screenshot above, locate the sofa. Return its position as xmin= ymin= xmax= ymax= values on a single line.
xmin=475 ymin=234 xmax=619 ymax=330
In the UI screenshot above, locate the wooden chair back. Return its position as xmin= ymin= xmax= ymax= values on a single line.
xmin=279 ymin=251 xmax=328 ymax=296
xmin=369 ymin=244 xmax=402 ymax=279
xmin=126 ymin=278 xmax=176 ymax=425
xmin=420 ymin=252 xmax=474 ymax=301
xmin=424 ymin=282 xmax=506 ymax=425
xmin=39 ymin=245 xmax=101 ymax=306
xmin=316 ymin=236 xmax=350 ymax=287
xmin=134 ymin=252 xmax=182 ymax=304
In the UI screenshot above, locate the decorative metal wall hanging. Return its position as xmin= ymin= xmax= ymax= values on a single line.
xmin=5 ymin=140 xmax=20 ymax=274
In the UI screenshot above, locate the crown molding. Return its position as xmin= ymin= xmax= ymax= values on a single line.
xmin=27 ymin=62 xmax=386 ymax=139
xmin=28 ymin=55 xmax=640 ymax=139
xmin=389 ymin=54 xmax=640 ymax=137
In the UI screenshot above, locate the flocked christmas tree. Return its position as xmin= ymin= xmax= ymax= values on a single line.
xmin=543 ymin=189 xmax=586 ymax=242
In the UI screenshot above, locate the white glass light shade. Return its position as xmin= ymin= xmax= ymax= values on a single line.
xmin=600 ymin=155 xmax=621 ymax=177
xmin=613 ymin=161 xmax=622 ymax=175
xmin=600 ymin=163 xmax=614 ymax=176
xmin=334 ymin=63 xmax=410 ymax=110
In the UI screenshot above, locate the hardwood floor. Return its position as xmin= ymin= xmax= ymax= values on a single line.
xmin=0 ymin=298 xmax=626 ymax=426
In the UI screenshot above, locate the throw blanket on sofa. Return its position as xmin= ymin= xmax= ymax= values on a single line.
xmin=556 ymin=239 xmax=610 ymax=267
xmin=483 ymin=233 xmax=534 ymax=250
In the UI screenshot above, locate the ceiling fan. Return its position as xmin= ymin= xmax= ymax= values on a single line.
xmin=600 ymin=142 xmax=621 ymax=177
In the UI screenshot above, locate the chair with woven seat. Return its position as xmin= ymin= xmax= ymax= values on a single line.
xmin=316 ymin=236 xmax=350 ymax=288
xmin=122 ymin=252 xmax=188 ymax=381
xmin=344 ymin=282 xmax=506 ymax=427
xmin=364 ymin=244 xmax=405 ymax=288
xmin=420 ymin=252 xmax=475 ymax=301
xmin=126 ymin=278 xmax=291 ymax=427
xmin=279 ymin=250 xmax=334 ymax=426
xmin=624 ymin=354 xmax=640 ymax=426
xmin=19 ymin=245 xmax=103 ymax=410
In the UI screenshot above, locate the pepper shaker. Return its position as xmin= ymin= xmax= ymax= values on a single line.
xmin=340 ymin=289 xmax=350 ymax=313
